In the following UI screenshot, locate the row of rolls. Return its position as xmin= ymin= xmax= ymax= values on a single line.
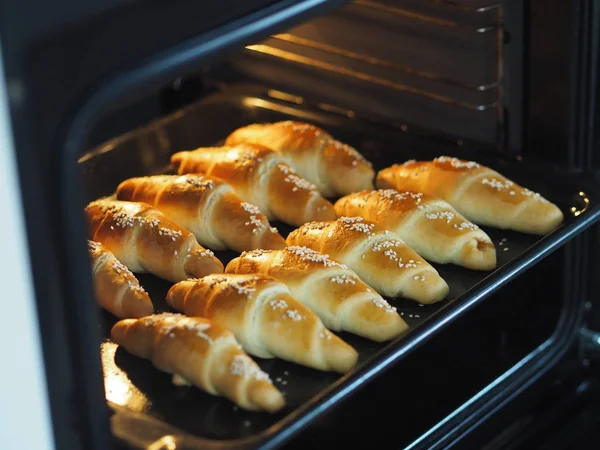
xmin=86 ymin=120 xmax=564 ymax=414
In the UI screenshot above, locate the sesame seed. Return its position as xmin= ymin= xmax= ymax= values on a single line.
xmin=339 ymin=216 xmax=375 ymax=234
xmin=241 ymin=249 xmax=268 ymax=258
xmin=454 ymin=221 xmax=479 ymax=231
xmin=377 ymin=189 xmax=423 ymax=206
xmin=241 ymin=202 xmax=262 ymax=215
xmin=207 ymin=275 xmax=256 ymax=296
xmin=426 ymin=211 xmax=455 ymax=223
xmin=229 ymin=354 xmax=272 ymax=382
xmin=244 ymin=214 xmax=265 ymax=234
xmin=107 ymin=260 xmax=147 ymax=294
xmin=319 ymin=330 xmax=332 ymax=340
xmin=482 ymin=177 xmax=514 ymax=191
xmin=522 ymin=188 xmax=549 ymax=202
xmin=330 ymin=275 xmax=357 ymax=284
xmin=372 ymin=240 xmax=404 ymax=252
xmin=328 ymin=138 xmax=370 ymax=165
xmin=434 ymin=156 xmax=480 ymax=169
xmin=269 ymin=299 xmax=288 ymax=310
xmin=286 ymin=246 xmax=347 ymax=268
xmin=372 ymin=297 xmax=396 ymax=313
xmin=278 ymin=164 xmax=316 ymax=191
xmin=285 ymin=309 xmax=303 ymax=321
xmin=192 ymin=248 xmax=215 ymax=258
xmin=185 ymin=177 xmax=214 ymax=190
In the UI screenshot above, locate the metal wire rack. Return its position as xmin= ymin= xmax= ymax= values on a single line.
xmin=243 ymin=0 xmax=506 ymax=146
xmin=353 ymin=0 xmax=500 ymax=33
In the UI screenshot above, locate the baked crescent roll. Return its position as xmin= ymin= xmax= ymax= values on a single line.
xmin=225 ymin=246 xmax=408 ymax=342
xmin=285 ymin=217 xmax=449 ymax=304
xmin=170 ymin=143 xmax=337 ymax=227
xmin=111 ymin=313 xmax=285 ymax=413
xmin=166 ymin=274 xmax=358 ymax=373
xmin=85 ymin=199 xmax=224 ymax=283
xmin=334 ymin=189 xmax=496 ymax=271
xmin=225 ymin=121 xmax=375 ymax=197
xmin=115 ymin=174 xmax=286 ymax=252
xmin=88 ymin=240 xmax=154 ymax=318
xmin=376 ymin=156 xmax=564 ymax=235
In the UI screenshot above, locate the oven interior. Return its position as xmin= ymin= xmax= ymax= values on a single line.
xmin=66 ymin=1 xmax=600 ymax=449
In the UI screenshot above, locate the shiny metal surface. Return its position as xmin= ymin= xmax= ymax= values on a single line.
xmin=79 ymin=87 xmax=600 ymax=449
xmin=245 ymin=44 xmax=497 ymax=110
xmin=271 ymin=33 xmax=500 ymax=92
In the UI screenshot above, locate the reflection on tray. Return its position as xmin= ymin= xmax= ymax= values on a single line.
xmin=102 ymin=342 xmax=150 ymax=414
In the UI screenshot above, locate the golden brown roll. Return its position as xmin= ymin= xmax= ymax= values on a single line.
xmin=88 ymin=240 xmax=154 ymax=318
xmin=170 ymin=143 xmax=337 ymax=227
xmin=85 ymin=198 xmax=224 ymax=283
xmin=111 ymin=313 xmax=285 ymax=412
xmin=286 ymin=217 xmax=450 ymax=304
xmin=334 ymin=189 xmax=496 ymax=270
xmin=225 ymin=121 xmax=375 ymax=197
xmin=115 ymin=174 xmax=286 ymax=252
xmin=166 ymin=274 xmax=359 ymax=373
xmin=225 ymin=246 xmax=408 ymax=342
xmin=376 ymin=156 xmax=564 ymax=235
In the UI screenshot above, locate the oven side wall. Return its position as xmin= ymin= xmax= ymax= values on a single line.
xmin=0 ymin=40 xmax=55 ymax=450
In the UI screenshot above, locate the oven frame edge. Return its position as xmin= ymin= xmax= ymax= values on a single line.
xmin=30 ymin=0 xmax=599 ymax=449
xmin=405 ymin=231 xmax=592 ymax=450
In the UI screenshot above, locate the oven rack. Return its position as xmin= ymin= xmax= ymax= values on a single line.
xmin=422 ymin=0 xmax=502 ymax=13
xmin=268 ymin=33 xmax=500 ymax=93
xmin=246 ymin=44 xmax=495 ymax=111
xmin=355 ymin=0 xmax=501 ymax=33
xmin=245 ymin=0 xmax=503 ymax=110
xmin=240 ymin=0 xmax=506 ymax=150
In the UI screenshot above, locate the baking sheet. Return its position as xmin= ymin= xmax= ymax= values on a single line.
xmin=79 ymin=85 xmax=600 ymax=449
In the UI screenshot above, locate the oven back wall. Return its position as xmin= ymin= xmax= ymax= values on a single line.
xmin=212 ymin=0 xmax=514 ymax=151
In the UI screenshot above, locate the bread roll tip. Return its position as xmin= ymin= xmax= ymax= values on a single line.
xmin=249 ymin=382 xmax=286 ymax=413
xmin=110 ymin=319 xmax=135 ymax=343
xmin=320 ymin=329 xmax=359 ymax=373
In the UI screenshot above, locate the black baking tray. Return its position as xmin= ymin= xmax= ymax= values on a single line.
xmin=78 ymin=84 xmax=600 ymax=450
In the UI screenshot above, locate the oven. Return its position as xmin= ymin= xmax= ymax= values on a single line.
xmin=1 ymin=0 xmax=600 ymax=449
